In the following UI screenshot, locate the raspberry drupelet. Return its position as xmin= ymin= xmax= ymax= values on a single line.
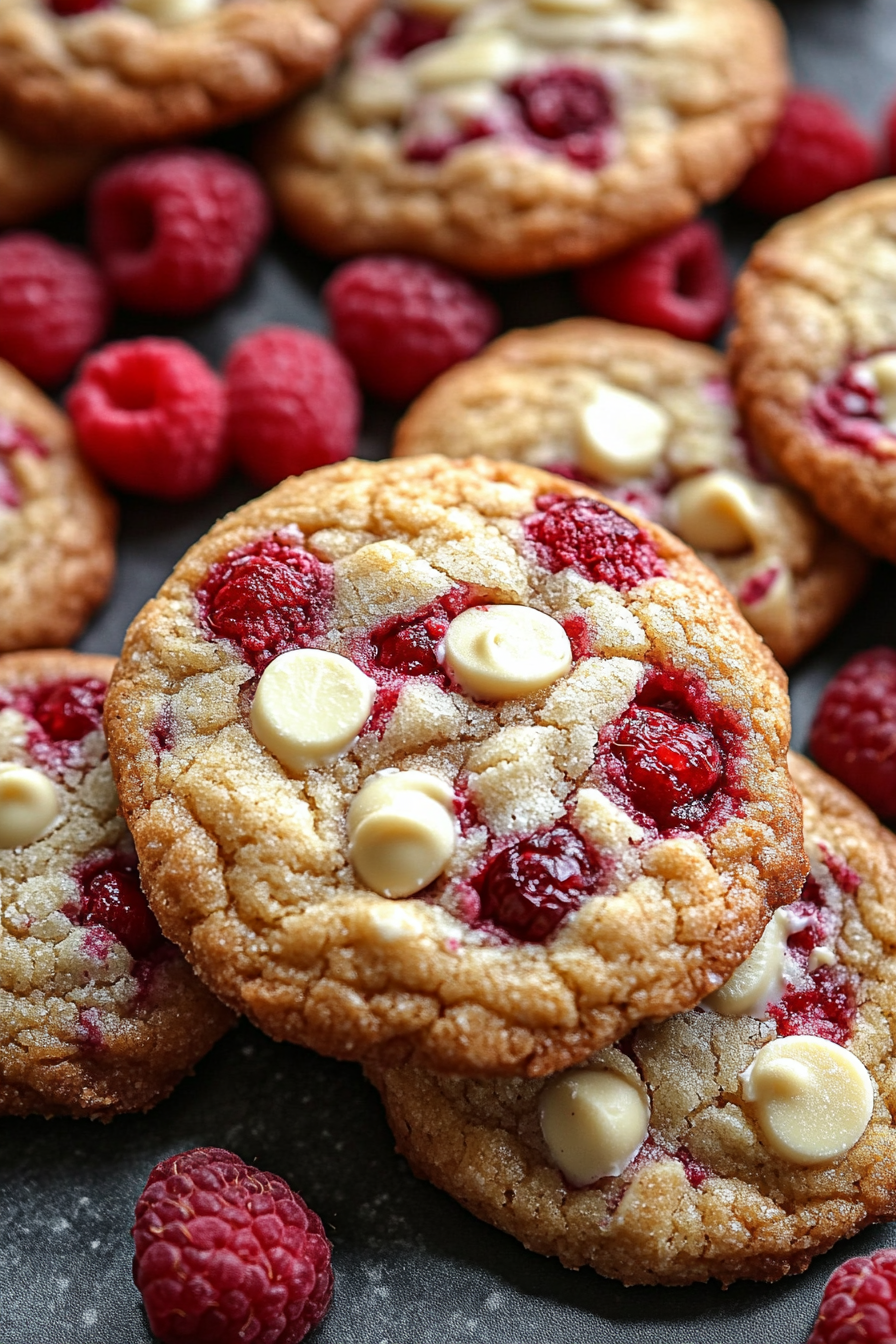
xmin=810 ymin=648 xmax=896 ymax=819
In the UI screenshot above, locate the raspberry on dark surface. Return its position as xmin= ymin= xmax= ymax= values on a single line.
xmin=575 ymin=221 xmax=730 ymax=343
xmin=523 ymin=493 xmax=666 ymax=590
xmin=506 ymin=66 xmax=614 ymax=170
xmin=736 ymin=88 xmax=876 ymax=217
xmin=132 ymin=1146 xmax=333 ymax=1344
xmin=473 ymin=823 xmax=604 ymax=942
xmin=90 ymin=149 xmax=270 ymax=316
xmin=324 ymin=255 xmax=499 ymax=402
xmin=224 ymin=326 xmax=359 ymax=488
xmin=810 ymin=647 xmax=896 ymax=819
xmin=70 ymin=849 xmax=163 ymax=961
xmin=0 ymin=232 xmax=109 ymax=386
xmin=808 ymin=1248 xmax=896 ymax=1344
xmin=377 ymin=8 xmax=449 ymax=57
xmin=809 ymin=356 xmax=896 ymax=456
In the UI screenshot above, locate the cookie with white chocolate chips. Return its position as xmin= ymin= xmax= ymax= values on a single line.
xmin=0 ymin=651 xmax=234 ymax=1120
xmin=369 ymin=754 xmax=896 ymax=1285
xmin=258 ymin=0 xmax=787 ymax=276
xmin=395 ymin=320 xmax=868 ymax=666
xmin=104 ymin=455 xmax=806 ymax=1077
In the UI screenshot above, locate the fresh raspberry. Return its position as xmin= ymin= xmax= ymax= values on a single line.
xmin=474 ymin=824 xmax=603 ymax=942
xmin=224 ymin=327 xmax=359 ymax=488
xmin=736 ymin=89 xmax=876 ymax=217
xmin=810 ymin=647 xmax=896 ymax=818
xmin=0 ymin=232 xmax=109 ymax=387
xmin=132 ymin=1147 xmax=333 ymax=1344
xmin=90 ymin=150 xmax=269 ymax=317
xmin=609 ymin=706 xmax=723 ymax=829
xmin=524 ymin=493 xmax=666 ymax=590
xmin=505 ymin=65 xmax=614 ymax=170
xmin=575 ymin=221 xmax=729 ymax=342
xmin=67 ymin=338 xmax=227 ymax=502
xmin=808 ymin=1248 xmax=896 ymax=1344
xmin=324 ymin=255 xmax=499 ymax=402
xmin=72 ymin=850 xmax=163 ymax=960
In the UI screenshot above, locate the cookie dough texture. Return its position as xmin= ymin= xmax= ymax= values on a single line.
xmin=731 ymin=180 xmax=896 ymax=562
xmin=0 ymin=651 xmax=234 ymax=1120
xmin=369 ymin=755 xmax=896 ymax=1286
xmin=0 ymin=0 xmax=377 ymax=146
xmin=396 ymin=320 xmax=867 ymax=665
xmin=0 ymin=128 xmax=102 ymax=226
xmin=0 ymin=360 xmax=116 ymax=652
xmin=105 ymin=456 xmax=805 ymax=1077
xmin=259 ymin=0 xmax=787 ymax=275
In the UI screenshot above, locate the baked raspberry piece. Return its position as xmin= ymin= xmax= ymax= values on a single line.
xmin=324 ymin=255 xmax=499 ymax=402
xmin=71 ymin=849 xmax=163 ymax=960
xmin=474 ymin=824 xmax=603 ymax=942
xmin=575 ymin=221 xmax=729 ymax=342
xmin=67 ymin=337 xmax=227 ymax=502
xmin=47 ymin=0 xmax=109 ymax=13
xmin=91 ymin=150 xmax=270 ymax=317
xmin=0 ymin=232 xmax=109 ymax=387
xmin=808 ymin=1248 xmax=896 ymax=1344
xmin=224 ymin=326 xmax=359 ymax=488
xmin=610 ymin=706 xmax=723 ymax=829
xmin=506 ymin=66 xmax=614 ymax=170
xmin=736 ymin=89 xmax=876 ymax=217
xmin=809 ymin=357 xmax=893 ymax=455
xmin=132 ymin=1147 xmax=333 ymax=1344
xmin=524 ymin=493 xmax=666 ymax=589
xmin=378 ymin=8 xmax=448 ymax=58
xmin=810 ymin=648 xmax=896 ymax=818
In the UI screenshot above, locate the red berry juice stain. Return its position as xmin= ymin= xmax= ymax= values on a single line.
xmin=149 ymin=702 xmax=176 ymax=760
xmin=768 ymin=871 xmax=857 ymax=1046
xmin=808 ymin=354 xmax=896 ymax=457
xmin=69 ymin=849 xmax=164 ymax=960
xmin=739 ymin=566 xmax=780 ymax=607
xmin=562 ymin=614 xmax=593 ymax=662
xmin=524 ymin=493 xmax=666 ymax=590
xmin=76 ymin=1006 xmax=106 ymax=1052
xmin=0 ymin=676 xmax=107 ymax=774
xmin=378 ymin=8 xmax=449 ymax=58
xmin=505 ymin=66 xmax=615 ymax=170
xmin=472 ymin=822 xmax=605 ymax=942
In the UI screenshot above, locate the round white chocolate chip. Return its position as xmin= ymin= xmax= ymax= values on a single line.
xmin=251 ymin=649 xmax=376 ymax=773
xmin=577 ymin=384 xmax=671 ymax=484
xmin=856 ymin=352 xmax=896 ymax=430
xmin=349 ymin=769 xmax=456 ymax=899
xmin=409 ymin=32 xmax=523 ymax=88
xmin=540 ymin=1067 xmax=650 ymax=1186
xmin=704 ymin=908 xmax=807 ymax=1018
xmin=665 ymin=470 xmax=765 ymax=554
xmin=442 ymin=605 xmax=572 ymax=700
xmin=0 ymin=763 xmax=59 ymax=849
xmin=740 ymin=1036 xmax=873 ymax=1165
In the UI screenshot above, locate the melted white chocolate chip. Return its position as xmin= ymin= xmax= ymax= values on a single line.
xmin=442 ymin=605 xmax=572 ymax=700
xmin=577 ymin=384 xmax=671 ymax=484
xmin=665 ymin=469 xmax=764 ymax=554
xmin=741 ymin=1037 xmax=873 ymax=1165
xmin=0 ymin=763 xmax=59 ymax=849
xmin=251 ymin=649 xmax=376 ymax=773
xmin=856 ymin=352 xmax=896 ymax=430
xmin=539 ymin=1067 xmax=650 ymax=1186
xmin=349 ymin=769 xmax=456 ymax=898
xmin=409 ymin=31 xmax=523 ymax=88
xmin=703 ymin=908 xmax=808 ymax=1018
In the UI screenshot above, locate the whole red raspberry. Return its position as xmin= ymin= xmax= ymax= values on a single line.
xmin=0 ymin=232 xmax=109 ymax=387
xmin=324 ymin=255 xmax=499 ymax=402
xmin=90 ymin=149 xmax=269 ymax=316
xmin=808 ymin=1248 xmax=896 ymax=1344
xmin=67 ymin=338 xmax=227 ymax=502
xmin=810 ymin=647 xmax=896 ymax=819
xmin=224 ymin=327 xmax=359 ymax=488
xmin=132 ymin=1147 xmax=333 ymax=1344
xmin=575 ymin=221 xmax=729 ymax=342
xmin=736 ymin=89 xmax=876 ymax=217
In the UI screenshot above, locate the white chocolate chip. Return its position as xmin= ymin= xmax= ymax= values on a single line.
xmin=409 ymin=32 xmax=523 ymax=88
xmin=366 ymin=899 xmax=429 ymax=943
xmin=442 ymin=605 xmax=572 ymax=700
xmin=808 ymin=946 xmax=837 ymax=972
xmin=348 ymin=769 xmax=456 ymax=898
xmin=341 ymin=62 xmax=413 ymax=124
xmin=251 ymin=650 xmax=376 ymax=773
xmin=122 ymin=0 xmax=215 ymax=24
xmin=0 ymin=764 xmax=59 ymax=849
xmin=573 ymin=787 xmax=643 ymax=850
xmin=577 ymin=384 xmax=671 ymax=484
xmin=703 ymin=908 xmax=809 ymax=1018
xmin=856 ymin=352 xmax=896 ymax=430
xmin=740 ymin=1037 xmax=873 ymax=1165
xmin=665 ymin=470 xmax=765 ymax=555
xmin=539 ymin=1067 xmax=650 ymax=1186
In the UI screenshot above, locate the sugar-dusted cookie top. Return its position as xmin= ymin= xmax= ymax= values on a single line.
xmin=732 ymin=180 xmax=896 ymax=563
xmin=0 ymin=650 xmax=234 ymax=1119
xmin=369 ymin=754 xmax=896 ymax=1286
xmin=396 ymin=319 xmax=868 ymax=665
xmin=105 ymin=455 xmax=805 ymax=1077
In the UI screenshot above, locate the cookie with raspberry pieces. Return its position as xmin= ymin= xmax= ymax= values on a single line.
xmin=369 ymin=754 xmax=896 ymax=1285
xmin=395 ymin=320 xmax=868 ymax=666
xmin=0 ymin=358 xmax=115 ymax=651
xmin=257 ymin=0 xmax=787 ymax=276
xmin=104 ymin=456 xmax=805 ymax=1077
xmin=731 ymin=180 xmax=896 ymax=563
xmin=0 ymin=650 xmax=234 ymax=1119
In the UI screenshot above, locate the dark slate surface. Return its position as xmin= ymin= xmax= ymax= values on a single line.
xmin=3 ymin=1 xmax=896 ymax=1338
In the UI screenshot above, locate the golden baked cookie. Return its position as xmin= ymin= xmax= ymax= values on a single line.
xmin=104 ymin=456 xmax=805 ymax=1077
xmin=396 ymin=319 xmax=867 ymax=665
xmin=0 ymin=0 xmax=377 ymax=147
xmin=0 ymin=126 xmax=101 ymax=225
xmin=0 ymin=359 xmax=115 ymax=651
xmin=0 ymin=650 xmax=234 ymax=1119
xmin=257 ymin=0 xmax=788 ymax=276
xmin=369 ymin=754 xmax=896 ymax=1287
xmin=731 ymin=179 xmax=896 ymax=563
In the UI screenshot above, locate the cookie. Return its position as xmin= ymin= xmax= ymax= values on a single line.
xmin=0 ymin=0 xmax=377 ymax=148
xmin=0 ymin=126 xmax=102 ymax=226
xmin=0 ymin=359 xmax=116 ymax=651
xmin=395 ymin=319 xmax=868 ymax=666
xmin=0 ymin=650 xmax=234 ymax=1120
xmin=104 ymin=455 xmax=805 ymax=1077
xmin=257 ymin=0 xmax=787 ymax=277
xmin=730 ymin=179 xmax=896 ymax=564
xmin=369 ymin=754 xmax=896 ymax=1287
